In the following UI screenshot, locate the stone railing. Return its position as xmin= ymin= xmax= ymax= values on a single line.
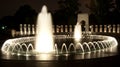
xmin=89 ymin=24 xmax=120 ymax=33
xmin=11 ymin=24 xmax=120 ymax=37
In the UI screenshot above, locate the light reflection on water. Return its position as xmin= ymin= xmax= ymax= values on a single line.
xmin=1 ymin=49 xmax=118 ymax=61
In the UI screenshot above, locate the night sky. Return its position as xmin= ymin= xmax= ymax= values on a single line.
xmin=0 ymin=0 xmax=90 ymax=19
xmin=0 ymin=0 xmax=59 ymax=19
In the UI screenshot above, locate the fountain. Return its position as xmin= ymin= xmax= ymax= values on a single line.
xmin=74 ymin=22 xmax=82 ymax=43
xmin=35 ymin=5 xmax=54 ymax=53
xmin=1 ymin=5 xmax=118 ymax=60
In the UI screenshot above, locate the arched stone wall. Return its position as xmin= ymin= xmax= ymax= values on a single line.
xmin=77 ymin=13 xmax=89 ymax=32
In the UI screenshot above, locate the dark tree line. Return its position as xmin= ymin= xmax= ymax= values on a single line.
xmin=53 ymin=0 xmax=80 ymax=25
xmin=89 ymin=0 xmax=120 ymax=24
xmin=0 ymin=0 xmax=120 ymax=30
xmin=0 ymin=5 xmax=37 ymax=30
xmin=14 ymin=5 xmax=37 ymax=24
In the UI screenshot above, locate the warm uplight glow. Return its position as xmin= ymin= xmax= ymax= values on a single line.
xmin=74 ymin=22 xmax=82 ymax=42
xmin=36 ymin=54 xmax=53 ymax=60
xmin=35 ymin=5 xmax=54 ymax=53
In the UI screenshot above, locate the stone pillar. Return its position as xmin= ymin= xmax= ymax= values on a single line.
xmin=24 ymin=24 xmax=27 ymax=35
xmin=65 ymin=25 xmax=68 ymax=32
xmin=89 ymin=25 xmax=93 ymax=32
xmin=99 ymin=25 xmax=102 ymax=32
xmin=77 ymin=13 xmax=89 ymax=32
xmin=20 ymin=24 xmax=23 ymax=36
xmin=95 ymin=25 xmax=98 ymax=32
xmin=32 ymin=24 xmax=35 ymax=35
xmin=69 ymin=25 xmax=72 ymax=32
xmin=108 ymin=25 xmax=112 ymax=33
xmin=113 ymin=24 xmax=116 ymax=33
xmin=104 ymin=25 xmax=107 ymax=33
xmin=61 ymin=25 xmax=63 ymax=32
xmin=117 ymin=24 xmax=120 ymax=33
xmin=56 ymin=25 xmax=59 ymax=33
xmin=28 ymin=24 xmax=31 ymax=35
xmin=11 ymin=29 xmax=16 ymax=37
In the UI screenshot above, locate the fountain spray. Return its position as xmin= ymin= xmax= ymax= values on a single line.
xmin=35 ymin=5 xmax=54 ymax=53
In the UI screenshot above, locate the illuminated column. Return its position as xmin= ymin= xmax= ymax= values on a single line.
xmin=56 ymin=25 xmax=59 ymax=33
xmin=20 ymin=24 xmax=23 ymax=36
xmin=95 ymin=25 xmax=98 ymax=32
xmin=61 ymin=25 xmax=63 ymax=32
xmin=24 ymin=24 xmax=27 ymax=35
xmin=89 ymin=25 xmax=93 ymax=32
xmin=65 ymin=25 xmax=68 ymax=32
xmin=113 ymin=24 xmax=116 ymax=33
xmin=99 ymin=25 xmax=102 ymax=32
xmin=27 ymin=24 xmax=31 ymax=35
xmin=104 ymin=25 xmax=107 ymax=33
xmin=69 ymin=25 xmax=72 ymax=32
xmin=11 ymin=29 xmax=16 ymax=37
xmin=108 ymin=25 xmax=112 ymax=33
xmin=32 ymin=24 xmax=35 ymax=35
xmin=117 ymin=24 xmax=120 ymax=33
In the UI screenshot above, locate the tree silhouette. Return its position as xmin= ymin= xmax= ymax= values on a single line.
xmin=53 ymin=0 xmax=80 ymax=25
xmin=88 ymin=0 xmax=111 ymax=24
xmin=14 ymin=4 xmax=37 ymax=24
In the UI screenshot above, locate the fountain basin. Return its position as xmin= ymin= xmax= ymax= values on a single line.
xmin=1 ymin=34 xmax=118 ymax=59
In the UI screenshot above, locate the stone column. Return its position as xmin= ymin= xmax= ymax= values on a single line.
xmin=65 ymin=25 xmax=68 ymax=32
xmin=32 ymin=24 xmax=35 ymax=35
xmin=24 ymin=24 xmax=27 ymax=35
xmin=69 ymin=25 xmax=72 ymax=32
xmin=117 ymin=24 xmax=120 ymax=33
xmin=113 ymin=24 xmax=116 ymax=33
xmin=20 ymin=24 xmax=23 ymax=36
xmin=108 ymin=25 xmax=112 ymax=33
xmin=77 ymin=13 xmax=89 ymax=32
xmin=95 ymin=25 xmax=98 ymax=32
xmin=28 ymin=24 xmax=31 ymax=35
xmin=99 ymin=25 xmax=102 ymax=32
xmin=104 ymin=25 xmax=107 ymax=33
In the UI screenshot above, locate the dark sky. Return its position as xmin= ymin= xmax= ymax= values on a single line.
xmin=0 ymin=0 xmax=59 ymax=19
xmin=0 ymin=0 xmax=90 ymax=19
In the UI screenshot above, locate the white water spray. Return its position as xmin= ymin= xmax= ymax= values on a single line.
xmin=74 ymin=22 xmax=82 ymax=43
xmin=35 ymin=5 xmax=54 ymax=53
